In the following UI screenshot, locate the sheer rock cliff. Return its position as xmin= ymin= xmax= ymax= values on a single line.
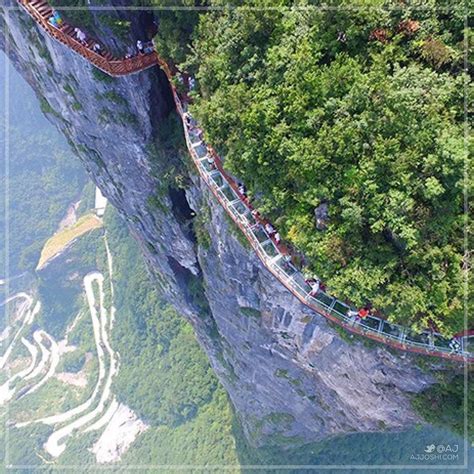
xmin=1 ymin=4 xmax=438 ymax=447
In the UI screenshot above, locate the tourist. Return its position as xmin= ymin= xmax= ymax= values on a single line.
xmin=346 ymin=309 xmax=360 ymax=324
xmin=206 ymin=153 xmax=215 ymax=170
xmin=309 ymin=279 xmax=321 ymax=297
xmin=48 ymin=14 xmax=58 ymax=27
xmin=93 ymin=43 xmax=102 ymax=55
xmin=143 ymin=41 xmax=154 ymax=54
xmin=48 ymin=10 xmax=63 ymax=28
xmin=238 ymin=183 xmax=247 ymax=197
xmin=125 ymin=45 xmax=135 ymax=59
xmin=74 ymin=27 xmax=87 ymax=45
xmin=265 ymin=222 xmax=276 ymax=236
xmin=347 ymin=309 xmax=359 ymax=320
xmin=183 ymin=112 xmax=192 ymax=127
xmin=184 ymin=112 xmax=198 ymax=131
xmin=449 ymin=337 xmax=461 ymax=354
xmin=136 ymin=40 xmax=144 ymax=55
xmin=358 ymin=307 xmax=369 ymax=319
xmin=274 ymin=232 xmax=281 ymax=244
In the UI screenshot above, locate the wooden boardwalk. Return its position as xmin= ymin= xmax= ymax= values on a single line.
xmin=17 ymin=0 xmax=158 ymax=76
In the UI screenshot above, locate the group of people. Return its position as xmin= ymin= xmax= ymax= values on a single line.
xmin=263 ymin=222 xmax=281 ymax=245
xmin=48 ymin=10 xmax=154 ymax=62
xmin=47 ymin=10 xmax=106 ymax=56
xmin=73 ymin=27 xmax=104 ymax=56
xmin=135 ymin=40 xmax=154 ymax=56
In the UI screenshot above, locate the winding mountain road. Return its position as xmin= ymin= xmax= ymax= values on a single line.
xmin=0 ymin=337 xmax=38 ymax=404
xmin=0 ymin=294 xmax=37 ymax=370
xmin=43 ymin=270 xmax=118 ymax=457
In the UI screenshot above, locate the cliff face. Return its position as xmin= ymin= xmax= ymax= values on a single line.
xmin=1 ymin=3 xmax=438 ymax=447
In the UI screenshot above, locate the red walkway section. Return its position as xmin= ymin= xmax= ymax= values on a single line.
xmin=17 ymin=0 xmax=158 ymax=76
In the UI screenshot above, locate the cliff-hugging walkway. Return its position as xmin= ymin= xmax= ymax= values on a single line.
xmin=16 ymin=0 xmax=473 ymax=363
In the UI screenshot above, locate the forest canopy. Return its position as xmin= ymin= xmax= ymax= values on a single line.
xmin=153 ymin=1 xmax=469 ymax=336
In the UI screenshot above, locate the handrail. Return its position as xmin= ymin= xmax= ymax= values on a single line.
xmin=15 ymin=0 xmax=473 ymax=363
xmin=164 ymin=66 xmax=473 ymax=364
xmin=17 ymin=0 xmax=158 ymax=76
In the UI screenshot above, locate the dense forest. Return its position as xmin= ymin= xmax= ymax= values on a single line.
xmin=150 ymin=1 xmax=469 ymax=336
xmin=103 ymin=208 xmax=242 ymax=466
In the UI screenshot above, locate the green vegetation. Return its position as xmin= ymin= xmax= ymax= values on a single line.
xmin=146 ymin=0 xmax=200 ymax=64
xmin=91 ymin=66 xmax=114 ymax=83
xmin=240 ymin=306 xmax=261 ymax=319
xmin=98 ymin=90 xmax=128 ymax=106
xmin=117 ymin=110 xmax=138 ymax=126
xmin=50 ymin=0 xmax=95 ymax=31
xmin=0 ymin=52 xmax=86 ymax=275
xmin=37 ymin=213 xmax=102 ymax=269
xmin=413 ymin=374 xmax=473 ymax=441
xmin=99 ymin=14 xmax=132 ymax=42
xmin=157 ymin=3 xmax=467 ymax=336
xmin=193 ymin=208 xmax=212 ymax=249
xmin=104 ymin=207 xmax=240 ymax=464
xmin=59 ymin=350 xmax=86 ymax=373
xmin=37 ymin=227 xmax=103 ymax=338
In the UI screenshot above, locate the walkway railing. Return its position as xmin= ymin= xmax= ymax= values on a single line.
xmin=16 ymin=0 xmax=473 ymax=363
xmin=17 ymin=0 xmax=158 ymax=76
xmin=161 ymin=62 xmax=473 ymax=364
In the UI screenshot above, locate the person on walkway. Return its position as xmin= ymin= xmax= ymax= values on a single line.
xmin=308 ymin=279 xmax=321 ymax=297
xmin=347 ymin=309 xmax=359 ymax=320
xmin=137 ymin=40 xmax=144 ymax=55
xmin=183 ymin=112 xmax=192 ymax=127
xmin=125 ymin=45 xmax=135 ymax=59
xmin=238 ymin=183 xmax=247 ymax=198
xmin=93 ymin=43 xmax=102 ymax=55
xmin=251 ymin=209 xmax=261 ymax=222
xmin=184 ymin=112 xmax=199 ymax=131
xmin=48 ymin=10 xmax=63 ymax=28
xmin=74 ymin=28 xmax=87 ymax=45
xmin=265 ymin=222 xmax=276 ymax=236
xmin=48 ymin=14 xmax=59 ymax=27
xmin=206 ymin=153 xmax=215 ymax=170
xmin=274 ymin=232 xmax=281 ymax=245
xmin=143 ymin=41 xmax=154 ymax=54
xmin=358 ymin=307 xmax=369 ymax=319
xmin=449 ymin=337 xmax=461 ymax=354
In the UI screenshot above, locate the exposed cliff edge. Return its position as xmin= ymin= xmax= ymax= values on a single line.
xmin=1 ymin=3 xmax=444 ymax=447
